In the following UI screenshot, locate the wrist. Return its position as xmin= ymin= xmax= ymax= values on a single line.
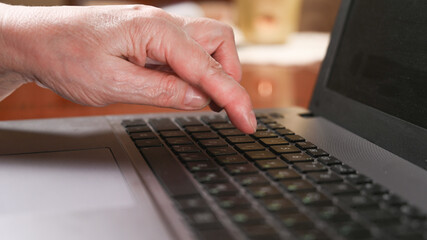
xmin=0 ymin=3 xmax=30 ymax=100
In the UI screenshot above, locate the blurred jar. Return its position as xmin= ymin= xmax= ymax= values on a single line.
xmin=236 ymin=0 xmax=302 ymax=44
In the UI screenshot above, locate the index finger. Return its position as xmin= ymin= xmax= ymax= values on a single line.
xmin=182 ymin=19 xmax=242 ymax=83
xmin=145 ymin=19 xmax=256 ymax=133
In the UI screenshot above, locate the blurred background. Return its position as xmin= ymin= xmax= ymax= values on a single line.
xmin=3 ymin=0 xmax=340 ymax=32
xmin=1 ymin=0 xmax=341 ymax=120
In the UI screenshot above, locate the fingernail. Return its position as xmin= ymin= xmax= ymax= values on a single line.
xmin=248 ymin=110 xmax=257 ymax=132
xmin=184 ymin=87 xmax=210 ymax=108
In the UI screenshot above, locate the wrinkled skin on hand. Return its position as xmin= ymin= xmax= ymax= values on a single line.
xmin=0 ymin=4 xmax=256 ymax=133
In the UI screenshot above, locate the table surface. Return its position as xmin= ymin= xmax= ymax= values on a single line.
xmin=0 ymin=63 xmax=320 ymax=121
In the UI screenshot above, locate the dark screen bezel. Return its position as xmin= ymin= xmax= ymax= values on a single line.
xmin=309 ymin=0 xmax=427 ymax=169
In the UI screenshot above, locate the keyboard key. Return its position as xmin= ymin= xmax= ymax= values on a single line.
xmin=346 ymin=174 xmax=373 ymax=185
xmin=261 ymin=198 xmax=298 ymax=213
xmin=306 ymin=172 xmax=343 ymax=184
xmin=216 ymin=195 xmax=251 ymax=209
xmin=255 ymin=113 xmax=269 ymax=119
xmin=293 ymin=229 xmax=330 ymax=240
xmin=321 ymin=182 xmax=359 ymax=195
xmin=315 ymin=206 xmax=351 ymax=223
xmin=358 ymin=209 xmax=400 ymax=225
xmin=216 ymin=155 xmax=248 ymax=165
xmin=130 ymin=132 xmax=156 ymax=140
xmin=196 ymin=228 xmax=233 ymax=240
xmin=296 ymin=192 xmax=332 ymax=206
xmin=317 ymin=156 xmax=341 ymax=166
xmin=337 ymin=195 xmax=378 ymax=209
xmin=284 ymin=135 xmax=305 ymax=142
xmin=362 ymin=183 xmax=388 ymax=195
xmin=259 ymin=118 xmax=276 ymax=124
xmin=175 ymin=196 xmax=208 ymax=211
xmin=276 ymin=129 xmax=295 ymax=135
xmin=400 ymin=205 xmax=426 ymax=220
xmin=172 ymin=145 xmax=200 ymax=153
xmin=336 ymin=222 xmax=371 ymax=239
xmin=149 ymin=118 xmax=179 ymax=131
xmin=135 ymin=139 xmax=163 ymax=148
xmin=234 ymin=174 xmax=269 ymax=186
xmin=126 ymin=125 xmax=151 ymax=133
xmin=215 ymin=154 xmax=248 ymax=165
xmin=192 ymin=132 xmax=219 ymax=140
xmin=207 ymin=147 xmax=236 ymax=156
xmin=382 ymin=194 xmax=406 ymax=207
xmin=281 ymin=153 xmax=313 ymax=163
xmin=259 ymin=138 xmax=289 ymax=146
xmin=295 ymin=141 xmax=317 ymax=150
xmin=201 ymin=115 xmax=228 ymax=124
xmin=386 ymin=225 xmax=426 ymax=240
xmin=226 ymin=136 xmax=255 ymax=144
xmin=294 ymin=162 xmax=328 ymax=173
xmin=225 ymin=164 xmax=258 ymax=175
xmin=218 ymin=129 xmax=245 ymax=136
xmin=199 ymin=139 xmax=228 ymax=148
xmin=245 ymin=150 xmax=276 ymax=161
xmin=179 ymin=152 xmax=208 ymax=162
xmin=159 ymin=130 xmax=186 ymax=138
xmin=194 ymin=171 xmax=228 ymax=183
xmin=210 ymin=123 xmax=235 ymax=130
xmin=122 ymin=119 xmax=146 ymax=127
xmin=267 ymin=169 xmax=301 ymax=181
xmin=240 ymin=224 xmax=280 ymax=240
xmin=255 ymin=159 xmax=288 ymax=170
xmin=229 ymin=209 xmax=265 ymax=225
xmin=184 ymin=210 xmax=222 ymax=229
xmin=235 ymin=143 xmax=265 ymax=152
xmin=256 ymin=124 xmax=268 ymax=131
xmin=331 ymin=164 xmax=356 ymax=175
xmin=306 ymin=148 xmax=329 ymax=157
xmin=187 ymin=161 xmax=218 ymax=172
xmin=387 ymin=225 xmax=426 ymax=240
xmin=252 ymin=131 xmax=279 ymax=139
xmin=165 ymin=137 xmax=192 ymax=145
xmin=140 ymin=147 xmax=198 ymax=197
xmin=280 ymin=179 xmax=316 ymax=192
xmin=270 ymin=145 xmax=301 ymax=154
xmin=247 ymin=185 xmax=282 ymax=198
xmin=205 ymin=183 xmax=238 ymax=196
xmin=276 ymin=212 xmax=315 ymax=229
xmin=186 ymin=126 xmax=211 ymax=133
xmin=267 ymin=123 xmax=286 ymax=129
xmin=175 ymin=117 xmax=203 ymax=127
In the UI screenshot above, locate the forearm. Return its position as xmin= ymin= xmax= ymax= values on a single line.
xmin=0 ymin=3 xmax=28 ymax=101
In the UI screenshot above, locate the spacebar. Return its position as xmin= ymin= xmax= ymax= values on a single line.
xmin=140 ymin=147 xmax=198 ymax=197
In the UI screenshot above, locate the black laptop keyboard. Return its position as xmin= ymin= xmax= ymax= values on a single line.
xmin=122 ymin=113 xmax=427 ymax=240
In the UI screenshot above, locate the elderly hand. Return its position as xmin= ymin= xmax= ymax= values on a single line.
xmin=0 ymin=4 xmax=256 ymax=133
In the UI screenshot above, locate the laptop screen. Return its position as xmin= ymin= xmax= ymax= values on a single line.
xmin=326 ymin=0 xmax=427 ymax=129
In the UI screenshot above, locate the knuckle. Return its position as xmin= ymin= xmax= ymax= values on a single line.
xmin=156 ymin=74 xmax=179 ymax=106
xmin=207 ymin=58 xmax=224 ymax=76
xmin=207 ymin=19 xmax=234 ymax=37
xmin=224 ymin=25 xmax=235 ymax=38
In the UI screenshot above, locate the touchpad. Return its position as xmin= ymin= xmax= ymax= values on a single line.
xmin=0 ymin=148 xmax=135 ymax=215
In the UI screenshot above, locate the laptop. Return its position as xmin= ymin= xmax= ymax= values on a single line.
xmin=0 ymin=0 xmax=426 ymax=239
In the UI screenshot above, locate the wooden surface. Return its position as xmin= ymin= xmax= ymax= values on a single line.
xmin=0 ymin=63 xmax=320 ymax=121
